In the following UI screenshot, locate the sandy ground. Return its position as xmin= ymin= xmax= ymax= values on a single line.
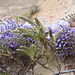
xmin=0 ymin=0 xmax=75 ymax=75
xmin=32 ymin=0 xmax=75 ymax=28
xmin=0 ymin=0 xmax=39 ymax=19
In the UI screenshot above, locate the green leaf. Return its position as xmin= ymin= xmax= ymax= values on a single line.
xmin=35 ymin=18 xmax=42 ymax=27
xmin=35 ymin=52 xmax=40 ymax=57
xmin=44 ymin=43 xmax=48 ymax=57
xmin=49 ymin=29 xmax=53 ymax=38
xmin=22 ymin=13 xmax=27 ymax=17
xmin=22 ymin=33 xmax=33 ymax=38
xmin=39 ymin=27 xmax=45 ymax=38
xmin=30 ymin=5 xmax=40 ymax=16
xmin=17 ymin=49 xmax=34 ymax=57
xmin=44 ymin=43 xmax=48 ymax=50
xmin=55 ymin=30 xmax=62 ymax=40
xmin=12 ymin=30 xmax=20 ymax=33
xmin=19 ymin=17 xmax=35 ymax=26
xmin=14 ymin=15 xmax=18 ymax=21
xmin=20 ymin=46 xmax=35 ymax=55
xmin=49 ymin=29 xmax=54 ymax=44
xmin=30 ymin=44 xmax=36 ymax=50
xmin=17 ymin=28 xmax=28 ymax=33
xmin=20 ymin=46 xmax=32 ymax=52
xmin=0 ymin=53 xmax=2 ymax=56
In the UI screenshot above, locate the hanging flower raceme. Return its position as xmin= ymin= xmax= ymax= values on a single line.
xmin=0 ymin=19 xmax=35 ymax=55
xmin=46 ymin=20 xmax=75 ymax=58
xmin=55 ymin=29 xmax=75 ymax=58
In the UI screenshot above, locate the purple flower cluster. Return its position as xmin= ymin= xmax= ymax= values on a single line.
xmin=0 ymin=19 xmax=33 ymax=32
xmin=55 ymin=29 xmax=75 ymax=58
xmin=46 ymin=20 xmax=70 ymax=39
xmin=0 ymin=19 xmax=35 ymax=54
xmin=46 ymin=20 xmax=75 ymax=58
xmin=0 ymin=19 xmax=18 ymax=32
xmin=70 ymin=27 xmax=75 ymax=36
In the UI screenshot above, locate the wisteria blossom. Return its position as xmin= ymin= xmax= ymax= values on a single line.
xmin=46 ymin=19 xmax=75 ymax=58
xmin=0 ymin=19 xmax=34 ymax=55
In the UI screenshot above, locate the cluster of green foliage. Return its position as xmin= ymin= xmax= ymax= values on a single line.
xmin=15 ymin=17 xmax=55 ymax=61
